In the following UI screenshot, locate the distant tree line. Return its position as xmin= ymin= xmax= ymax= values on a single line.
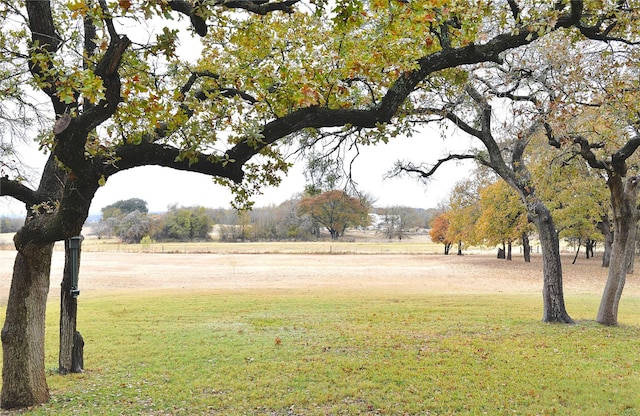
xmin=95 ymin=193 xmax=436 ymax=244
xmin=0 ymin=217 xmax=23 ymax=233
xmin=95 ymin=199 xmax=214 ymax=243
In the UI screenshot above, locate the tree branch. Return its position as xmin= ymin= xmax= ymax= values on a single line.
xmin=107 ymin=142 xmax=244 ymax=182
xmin=0 ymin=177 xmax=42 ymax=206
xmin=572 ymin=135 xmax=611 ymax=172
xmin=612 ymin=133 xmax=640 ymax=175
xmin=507 ymin=0 xmax=521 ymax=21
xmin=98 ymin=0 xmax=119 ymax=40
xmin=168 ymin=0 xmax=208 ymax=36
xmin=109 ymin=0 xmax=594 ymax=186
xmin=217 ymin=0 xmax=299 ymax=15
xmin=391 ymin=154 xmax=479 ymax=180
xmin=25 ymin=0 xmax=66 ymax=114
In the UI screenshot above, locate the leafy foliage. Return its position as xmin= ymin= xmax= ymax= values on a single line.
xmin=117 ymin=210 xmax=150 ymax=244
xmin=429 ymin=211 xmax=452 ymax=254
xmin=153 ymin=205 xmax=213 ymax=242
xmin=101 ymin=198 xmax=149 ymax=218
xmin=475 ymin=180 xmax=528 ymax=247
xmin=298 ymin=190 xmax=370 ymax=239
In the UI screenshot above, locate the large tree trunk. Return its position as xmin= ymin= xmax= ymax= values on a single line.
xmin=1 ymin=243 xmax=53 ymax=409
xmin=530 ymin=202 xmax=574 ymax=323
xmin=597 ymin=176 xmax=639 ymax=326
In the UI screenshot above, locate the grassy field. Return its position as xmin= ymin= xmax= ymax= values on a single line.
xmin=0 ymin=239 xmax=638 ymax=415
xmin=52 ymin=235 xmax=448 ymax=255
xmin=22 ymin=291 xmax=640 ymax=415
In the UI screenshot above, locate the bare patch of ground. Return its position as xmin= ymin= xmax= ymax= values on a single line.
xmin=1 ymin=248 xmax=636 ymax=305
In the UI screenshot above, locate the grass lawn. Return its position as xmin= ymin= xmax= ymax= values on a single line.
xmin=0 ymin=244 xmax=638 ymax=415
xmin=9 ymin=289 xmax=638 ymax=415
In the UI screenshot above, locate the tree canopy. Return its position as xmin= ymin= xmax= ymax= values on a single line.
xmin=298 ymin=189 xmax=370 ymax=239
xmin=101 ymin=198 xmax=149 ymax=217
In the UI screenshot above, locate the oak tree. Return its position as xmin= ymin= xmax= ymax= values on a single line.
xmin=391 ymin=4 xmax=638 ymax=323
xmin=298 ymin=190 xmax=370 ymax=239
xmin=0 ymin=0 xmax=633 ymax=409
xmin=154 ymin=205 xmax=213 ymax=241
xmin=476 ymin=179 xmax=529 ymax=261
xmin=445 ymin=178 xmax=483 ymax=255
xmin=429 ymin=210 xmax=452 ymax=255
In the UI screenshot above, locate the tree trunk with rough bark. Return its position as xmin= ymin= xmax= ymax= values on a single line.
xmin=597 ymin=176 xmax=639 ymax=325
xmin=529 ymin=201 xmax=574 ymax=323
xmin=624 ymin=220 xmax=637 ymax=274
xmin=1 ymin=244 xmax=53 ymax=409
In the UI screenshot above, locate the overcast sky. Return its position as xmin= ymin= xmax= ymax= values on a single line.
xmin=1 ymin=127 xmax=475 ymax=217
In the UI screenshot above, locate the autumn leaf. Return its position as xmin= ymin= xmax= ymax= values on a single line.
xmin=118 ymin=0 xmax=132 ymax=12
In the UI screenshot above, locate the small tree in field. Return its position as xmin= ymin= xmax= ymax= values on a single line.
xmin=154 ymin=205 xmax=213 ymax=242
xmin=476 ymin=180 xmax=529 ymax=261
xmin=298 ymin=190 xmax=370 ymax=239
xmin=446 ymin=178 xmax=482 ymax=256
xmin=98 ymin=198 xmax=150 ymax=241
xmin=429 ymin=212 xmax=452 ymax=255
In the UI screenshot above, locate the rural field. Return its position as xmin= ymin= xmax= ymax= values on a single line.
xmin=0 ymin=238 xmax=638 ymax=415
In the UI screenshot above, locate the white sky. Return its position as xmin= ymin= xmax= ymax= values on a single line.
xmin=1 ymin=127 xmax=475 ymax=217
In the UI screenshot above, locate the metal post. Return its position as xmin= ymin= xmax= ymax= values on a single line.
xmin=68 ymin=236 xmax=82 ymax=298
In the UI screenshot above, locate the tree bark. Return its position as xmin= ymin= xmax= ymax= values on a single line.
xmin=598 ymin=215 xmax=613 ymax=267
xmin=498 ymin=241 xmax=506 ymax=259
xmin=507 ymin=240 xmax=512 ymax=261
xmin=1 ymin=244 xmax=53 ymax=409
xmin=530 ymin=202 xmax=574 ymax=323
xmin=624 ymin=221 xmax=636 ymax=274
xmin=572 ymin=237 xmax=581 ymax=264
xmin=522 ymin=232 xmax=531 ymax=263
xmin=585 ymin=239 xmax=594 ymax=259
xmin=597 ymin=176 xmax=639 ymax=325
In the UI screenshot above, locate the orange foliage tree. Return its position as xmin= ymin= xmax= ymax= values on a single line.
xmin=429 ymin=212 xmax=452 ymax=254
xmin=298 ymin=190 xmax=370 ymax=239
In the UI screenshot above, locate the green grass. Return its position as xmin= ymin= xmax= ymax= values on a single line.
xmin=10 ymin=290 xmax=640 ymax=415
